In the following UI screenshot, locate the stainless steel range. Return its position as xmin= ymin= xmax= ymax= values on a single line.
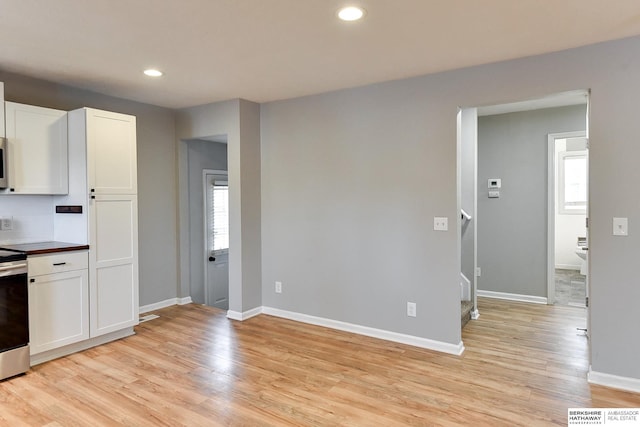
xmin=0 ymin=249 xmax=29 ymax=380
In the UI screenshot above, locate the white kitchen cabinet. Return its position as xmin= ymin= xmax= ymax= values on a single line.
xmin=28 ymin=251 xmax=89 ymax=355
xmin=3 ymin=102 xmax=68 ymax=194
xmin=89 ymin=194 xmax=138 ymax=336
xmin=86 ymin=108 xmax=137 ymax=195
xmin=68 ymin=107 xmax=139 ymax=338
xmin=0 ymin=82 xmax=5 ymax=137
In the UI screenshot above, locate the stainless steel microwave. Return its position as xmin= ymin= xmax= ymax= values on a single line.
xmin=0 ymin=138 xmax=7 ymax=188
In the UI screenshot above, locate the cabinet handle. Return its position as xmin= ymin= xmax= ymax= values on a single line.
xmin=52 ymin=262 xmax=67 ymax=266
xmin=30 ymin=278 xmax=35 ymax=283
xmin=91 ymin=195 xmax=95 ymax=199
xmin=90 ymin=188 xmax=95 ymax=192
xmin=9 ymin=188 xmax=14 ymax=192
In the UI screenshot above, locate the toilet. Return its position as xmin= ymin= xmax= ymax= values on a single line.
xmin=575 ymin=246 xmax=588 ymax=275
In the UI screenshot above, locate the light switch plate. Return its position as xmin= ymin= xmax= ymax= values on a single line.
xmin=613 ymin=217 xmax=628 ymax=236
xmin=434 ymin=217 xmax=448 ymax=231
xmin=0 ymin=217 xmax=13 ymax=231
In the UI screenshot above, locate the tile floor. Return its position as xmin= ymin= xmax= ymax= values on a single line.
xmin=461 ymin=300 xmax=473 ymax=329
xmin=555 ymin=268 xmax=586 ymax=307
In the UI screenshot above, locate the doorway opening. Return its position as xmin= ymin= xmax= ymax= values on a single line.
xmin=548 ymin=131 xmax=588 ymax=308
xmin=184 ymin=136 xmax=228 ymax=307
xmin=458 ymin=89 xmax=589 ymax=327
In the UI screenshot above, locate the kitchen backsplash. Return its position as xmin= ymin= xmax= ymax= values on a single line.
xmin=0 ymin=196 xmax=55 ymax=244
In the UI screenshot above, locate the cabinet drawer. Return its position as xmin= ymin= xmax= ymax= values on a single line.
xmin=28 ymin=251 xmax=88 ymax=277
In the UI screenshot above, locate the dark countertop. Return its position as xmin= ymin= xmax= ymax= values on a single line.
xmin=0 ymin=241 xmax=89 ymax=255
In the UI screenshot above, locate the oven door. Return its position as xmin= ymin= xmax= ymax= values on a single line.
xmin=0 ymin=137 xmax=7 ymax=189
xmin=0 ymin=261 xmax=29 ymax=352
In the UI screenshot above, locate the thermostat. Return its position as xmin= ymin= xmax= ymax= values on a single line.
xmin=488 ymin=178 xmax=501 ymax=189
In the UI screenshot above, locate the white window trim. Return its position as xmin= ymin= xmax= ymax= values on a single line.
xmin=558 ymin=149 xmax=587 ymax=215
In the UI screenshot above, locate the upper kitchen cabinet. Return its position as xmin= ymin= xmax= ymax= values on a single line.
xmin=0 ymin=82 xmax=5 ymax=137
xmin=3 ymin=102 xmax=68 ymax=195
xmin=85 ymin=108 xmax=137 ymax=195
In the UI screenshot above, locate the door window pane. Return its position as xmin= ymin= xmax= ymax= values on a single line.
xmin=210 ymin=181 xmax=229 ymax=252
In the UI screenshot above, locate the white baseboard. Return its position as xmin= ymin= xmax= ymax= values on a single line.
xmin=142 ymin=301 xmax=465 ymax=356
xmin=588 ymin=368 xmax=640 ymax=393
xmin=140 ymin=296 xmax=193 ymax=314
xmin=555 ymin=264 xmax=580 ymax=271
xmin=178 ymin=296 xmax=193 ymax=305
xmin=262 ymin=306 xmax=464 ymax=356
xmin=478 ymin=290 xmax=547 ymax=305
xmin=227 ymin=306 xmax=262 ymax=321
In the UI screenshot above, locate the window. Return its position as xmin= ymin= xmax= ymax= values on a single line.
xmin=558 ymin=151 xmax=587 ymax=214
xmin=210 ymin=180 xmax=229 ymax=253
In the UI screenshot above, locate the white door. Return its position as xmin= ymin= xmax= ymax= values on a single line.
xmin=204 ymin=172 xmax=229 ymax=310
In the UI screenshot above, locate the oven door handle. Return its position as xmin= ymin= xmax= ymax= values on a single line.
xmin=0 ymin=262 xmax=28 ymax=277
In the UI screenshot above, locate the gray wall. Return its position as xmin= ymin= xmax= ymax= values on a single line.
xmin=0 ymin=70 xmax=178 ymax=307
xmin=477 ymin=105 xmax=587 ymax=297
xmin=260 ymin=36 xmax=640 ymax=379
xmin=261 ymin=84 xmax=460 ymax=344
xmin=187 ymin=139 xmax=227 ymax=304
xmin=238 ymin=100 xmax=262 ymax=310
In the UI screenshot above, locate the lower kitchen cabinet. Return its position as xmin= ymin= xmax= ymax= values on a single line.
xmin=89 ymin=194 xmax=139 ymax=337
xmin=28 ymin=252 xmax=89 ymax=355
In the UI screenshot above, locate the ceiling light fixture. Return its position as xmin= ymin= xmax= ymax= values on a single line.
xmin=144 ymin=69 xmax=163 ymax=77
xmin=337 ymin=6 xmax=365 ymax=21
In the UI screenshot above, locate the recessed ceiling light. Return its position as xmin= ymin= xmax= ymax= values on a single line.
xmin=144 ymin=69 xmax=163 ymax=77
xmin=337 ymin=6 xmax=365 ymax=21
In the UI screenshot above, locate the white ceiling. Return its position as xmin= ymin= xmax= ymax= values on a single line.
xmin=2 ymin=0 xmax=640 ymax=109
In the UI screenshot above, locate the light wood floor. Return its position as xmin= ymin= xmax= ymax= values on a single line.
xmin=1 ymin=298 xmax=639 ymax=426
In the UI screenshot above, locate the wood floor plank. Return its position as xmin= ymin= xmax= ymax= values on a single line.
xmin=1 ymin=298 xmax=639 ymax=426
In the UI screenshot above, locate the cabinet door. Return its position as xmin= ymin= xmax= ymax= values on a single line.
xmin=4 ymin=102 xmax=68 ymax=194
xmin=29 ymin=269 xmax=89 ymax=355
xmin=86 ymin=109 xmax=136 ymax=195
xmin=0 ymin=83 xmax=5 ymax=137
xmin=89 ymin=194 xmax=139 ymax=337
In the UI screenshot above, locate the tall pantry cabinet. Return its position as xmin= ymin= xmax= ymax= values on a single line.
xmin=67 ymin=108 xmax=139 ymax=338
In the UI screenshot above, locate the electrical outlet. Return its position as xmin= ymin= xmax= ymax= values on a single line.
xmin=0 ymin=217 xmax=13 ymax=231
xmin=407 ymin=302 xmax=417 ymax=317
xmin=433 ymin=217 xmax=448 ymax=231
xmin=275 ymin=281 xmax=282 ymax=294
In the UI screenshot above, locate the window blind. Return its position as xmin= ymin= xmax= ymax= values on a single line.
xmin=210 ymin=180 xmax=229 ymax=253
